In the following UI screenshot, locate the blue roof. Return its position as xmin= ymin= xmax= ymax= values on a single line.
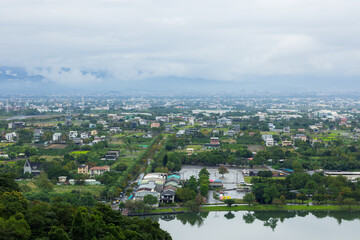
xmin=285 ymin=169 xmax=294 ymax=172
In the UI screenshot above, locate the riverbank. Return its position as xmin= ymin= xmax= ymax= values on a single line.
xmin=148 ymin=204 xmax=360 ymax=214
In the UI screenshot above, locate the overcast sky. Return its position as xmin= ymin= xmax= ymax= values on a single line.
xmin=1 ymin=0 xmax=360 ymax=87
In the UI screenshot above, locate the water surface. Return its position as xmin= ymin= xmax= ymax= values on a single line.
xmin=146 ymin=211 xmax=360 ymax=240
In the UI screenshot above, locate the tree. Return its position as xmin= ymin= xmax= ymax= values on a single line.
xmin=279 ymin=195 xmax=286 ymax=205
xmin=272 ymin=198 xmax=281 ymax=207
xmin=0 ymin=173 xmax=19 ymax=194
xmin=218 ymin=166 xmax=229 ymax=178
xmin=257 ymin=171 xmax=272 ymax=179
xmin=198 ymin=168 xmax=210 ymax=178
xmin=224 ymin=199 xmax=235 ymax=207
xmin=34 ymin=172 xmax=53 ymax=191
xmin=176 ymin=188 xmax=196 ymax=202
xmin=296 ymin=193 xmax=309 ymax=204
xmin=0 ymin=213 xmax=31 ymax=240
xmin=143 ymin=194 xmax=158 ymax=209
xmin=199 ymin=184 xmax=209 ymax=197
xmin=243 ymin=193 xmax=256 ymax=206
xmin=343 ymin=198 xmax=356 ymax=209
xmin=187 ymin=176 xmax=198 ymax=193
xmin=48 ymin=226 xmax=70 ymax=240
xmin=69 ymin=208 xmax=88 ymax=240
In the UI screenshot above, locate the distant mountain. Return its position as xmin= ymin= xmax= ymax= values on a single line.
xmin=0 ymin=66 xmax=359 ymax=94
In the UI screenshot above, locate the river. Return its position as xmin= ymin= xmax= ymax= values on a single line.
xmin=145 ymin=211 xmax=360 ymax=240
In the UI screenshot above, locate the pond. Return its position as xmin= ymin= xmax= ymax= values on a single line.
xmin=145 ymin=211 xmax=360 ymax=240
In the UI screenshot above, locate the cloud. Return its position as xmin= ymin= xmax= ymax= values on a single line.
xmin=0 ymin=0 xmax=360 ymax=85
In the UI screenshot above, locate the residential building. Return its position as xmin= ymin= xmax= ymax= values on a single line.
xmin=262 ymin=134 xmax=274 ymax=147
xmin=187 ymin=148 xmax=194 ymax=156
xmin=150 ymin=122 xmax=160 ymax=128
xmin=81 ymin=132 xmax=89 ymax=139
xmin=5 ymin=132 xmax=16 ymax=142
xmin=78 ymin=164 xmax=89 ymax=174
xmin=105 ymin=150 xmax=120 ymax=160
xmin=69 ymin=131 xmax=78 ymax=139
xmin=89 ymin=166 xmax=110 ymax=176
xmin=23 ymin=159 xmax=42 ymax=176
xmin=53 ymin=133 xmax=62 ymax=142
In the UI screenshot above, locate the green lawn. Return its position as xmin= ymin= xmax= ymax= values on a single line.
xmin=53 ymin=185 xmax=105 ymax=197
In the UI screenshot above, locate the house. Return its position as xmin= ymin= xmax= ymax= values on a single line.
xmin=57 ymin=176 xmax=67 ymax=185
xmin=8 ymin=122 xmax=25 ymax=129
xmin=210 ymin=137 xmax=220 ymax=146
xmin=282 ymin=140 xmax=292 ymax=146
xmin=187 ymin=148 xmax=194 ymax=156
xmin=69 ymin=131 xmax=78 ymax=139
xmin=80 ymin=132 xmax=89 ymax=139
xmin=179 ymin=121 xmax=186 ymax=126
xmin=262 ymin=135 xmax=274 ymax=147
xmin=155 ymin=116 xmax=169 ymax=122
xmin=78 ymin=164 xmax=89 ymax=174
xmin=89 ymin=124 xmax=96 ymax=128
xmin=283 ymin=126 xmax=291 ymax=133
xmin=5 ymin=132 xmax=16 ymax=142
xmin=52 ymin=133 xmax=62 ymax=142
xmin=294 ymin=134 xmax=307 ymax=141
xmin=224 ymin=130 xmax=235 ymax=136
xmin=109 ymin=127 xmax=121 ymax=133
xmin=150 ymin=122 xmax=160 ymax=128
xmin=33 ymin=129 xmax=43 ymax=142
xmin=105 ymin=150 xmax=120 ymax=160
xmin=90 ymin=130 xmax=98 ymax=136
xmin=176 ymin=130 xmax=185 ymax=138
xmin=217 ymin=117 xmax=232 ymax=125
xmin=89 ymin=166 xmax=110 ymax=176
xmin=143 ymin=133 xmax=152 ymax=138
xmin=23 ymin=159 xmax=42 ymax=176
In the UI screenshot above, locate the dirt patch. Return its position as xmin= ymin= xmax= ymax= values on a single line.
xmin=247 ymin=145 xmax=264 ymax=152
xmin=45 ymin=144 xmax=68 ymax=149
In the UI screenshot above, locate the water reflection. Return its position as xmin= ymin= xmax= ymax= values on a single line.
xmin=145 ymin=210 xmax=360 ymax=231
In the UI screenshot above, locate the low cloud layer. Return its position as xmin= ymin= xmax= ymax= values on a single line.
xmin=1 ymin=0 xmax=360 ymax=86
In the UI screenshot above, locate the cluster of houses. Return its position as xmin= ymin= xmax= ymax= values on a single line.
xmin=133 ymin=172 xmax=180 ymax=204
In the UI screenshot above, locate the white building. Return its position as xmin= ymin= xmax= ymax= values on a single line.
xmin=53 ymin=133 xmax=62 ymax=141
xmin=262 ymin=134 xmax=274 ymax=147
xmin=69 ymin=131 xmax=78 ymax=139
xmin=5 ymin=132 xmax=17 ymax=142
xmin=81 ymin=132 xmax=89 ymax=139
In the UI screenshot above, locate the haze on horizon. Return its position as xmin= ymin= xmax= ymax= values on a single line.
xmin=1 ymin=0 xmax=360 ymax=93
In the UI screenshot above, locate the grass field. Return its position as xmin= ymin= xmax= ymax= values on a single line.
xmin=244 ymin=176 xmax=285 ymax=183
xmin=19 ymin=181 xmax=105 ymax=197
xmin=70 ymin=151 xmax=90 ymax=155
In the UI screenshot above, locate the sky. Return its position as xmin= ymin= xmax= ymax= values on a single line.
xmin=1 ymin=0 xmax=360 ymax=91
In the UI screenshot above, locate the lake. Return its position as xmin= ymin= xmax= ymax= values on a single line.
xmin=145 ymin=211 xmax=360 ymax=240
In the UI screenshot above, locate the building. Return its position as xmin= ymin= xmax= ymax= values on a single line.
xmin=176 ymin=130 xmax=185 ymax=138
xmin=77 ymin=164 xmax=89 ymax=174
xmin=33 ymin=129 xmax=43 ymax=142
xmin=294 ymin=134 xmax=307 ymax=141
xmin=23 ymin=159 xmax=42 ymax=176
xmin=282 ymin=140 xmax=292 ymax=146
xmin=90 ymin=130 xmax=98 ymax=136
xmin=324 ymin=171 xmax=360 ymax=182
xmin=5 ymin=132 xmax=16 ymax=142
xmin=150 ymin=122 xmax=160 ymax=128
xmin=80 ymin=132 xmax=89 ymax=139
xmin=210 ymin=137 xmax=220 ymax=145
xmin=89 ymin=166 xmax=110 ymax=177
xmin=69 ymin=131 xmax=78 ymax=139
xmin=105 ymin=150 xmax=120 ymax=160
xmin=187 ymin=148 xmax=194 ymax=156
xmin=262 ymin=135 xmax=274 ymax=147
xmin=8 ymin=122 xmax=25 ymax=129
xmin=53 ymin=133 xmax=62 ymax=142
